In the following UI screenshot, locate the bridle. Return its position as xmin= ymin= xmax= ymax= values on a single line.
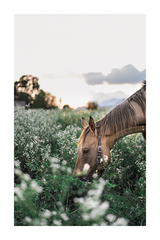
xmin=82 ymin=128 xmax=106 ymax=182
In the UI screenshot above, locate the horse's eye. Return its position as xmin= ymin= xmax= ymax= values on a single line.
xmin=83 ymin=149 xmax=89 ymax=154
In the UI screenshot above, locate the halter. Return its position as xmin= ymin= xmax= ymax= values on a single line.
xmin=82 ymin=128 xmax=105 ymax=182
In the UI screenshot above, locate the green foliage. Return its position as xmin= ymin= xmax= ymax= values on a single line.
xmin=63 ymin=104 xmax=72 ymax=109
xmin=14 ymin=75 xmax=40 ymax=105
xmin=32 ymin=89 xmax=58 ymax=109
xmin=103 ymin=134 xmax=146 ymax=226
xmin=87 ymin=101 xmax=98 ymax=110
xmin=14 ymin=106 xmax=146 ymax=226
xmin=15 ymin=92 xmax=32 ymax=105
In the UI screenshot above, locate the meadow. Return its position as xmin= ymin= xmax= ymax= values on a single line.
xmin=14 ymin=106 xmax=146 ymax=226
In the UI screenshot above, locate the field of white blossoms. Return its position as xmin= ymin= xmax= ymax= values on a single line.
xmin=14 ymin=106 xmax=146 ymax=226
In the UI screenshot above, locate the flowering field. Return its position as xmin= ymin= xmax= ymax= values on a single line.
xmin=14 ymin=107 xmax=146 ymax=226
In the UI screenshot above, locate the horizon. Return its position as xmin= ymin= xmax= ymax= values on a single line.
xmin=14 ymin=15 xmax=146 ymax=109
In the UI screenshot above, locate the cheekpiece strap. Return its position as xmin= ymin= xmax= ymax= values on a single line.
xmin=97 ymin=128 xmax=102 ymax=158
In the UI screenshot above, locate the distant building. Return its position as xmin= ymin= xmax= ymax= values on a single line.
xmin=14 ymin=100 xmax=26 ymax=107
xmin=98 ymin=98 xmax=125 ymax=110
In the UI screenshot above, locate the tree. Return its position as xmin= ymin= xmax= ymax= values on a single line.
xmin=63 ymin=104 xmax=72 ymax=110
xmin=87 ymin=102 xmax=98 ymax=110
xmin=14 ymin=75 xmax=40 ymax=105
xmin=15 ymin=92 xmax=32 ymax=105
xmin=32 ymin=90 xmax=57 ymax=109
xmin=45 ymin=92 xmax=57 ymax=109
xmin=32 ymin=90 xmax=46 ymax=108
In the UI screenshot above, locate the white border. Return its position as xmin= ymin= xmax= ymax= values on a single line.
xmin=1 ymin=0 xmax=159 ymax=239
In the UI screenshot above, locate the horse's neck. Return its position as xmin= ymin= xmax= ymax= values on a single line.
xmin=128 ymin=96 xmax=146 ymax=126
xmin=104 ymin=97 xmax=146 ymax=149
xmin=109 ymin=125 xmax=146 ymax=149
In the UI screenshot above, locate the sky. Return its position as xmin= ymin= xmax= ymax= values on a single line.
xmin=14 ymin=14 xmax=146 ymax=109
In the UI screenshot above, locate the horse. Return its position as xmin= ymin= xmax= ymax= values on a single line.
xmin=73 ymin=81 xmax=146 ymax=182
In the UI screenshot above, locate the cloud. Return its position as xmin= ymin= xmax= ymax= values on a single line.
xmin=83 ymin=64 xmax=146 ymax=85
xmin=82 ymin=72 xmax=106 ymax=85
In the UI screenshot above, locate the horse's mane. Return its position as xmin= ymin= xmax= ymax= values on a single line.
xmin=78 ymin=80 xmax=146 ymax=146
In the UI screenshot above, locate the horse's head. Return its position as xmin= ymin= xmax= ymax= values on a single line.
xmin=73 ymin=116 xmax=111 ymax=182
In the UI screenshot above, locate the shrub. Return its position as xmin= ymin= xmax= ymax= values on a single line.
xmin=14 ymin=159 xmax=128 ymax=226
xmin=102 ymin=134 xmax=146 ymax=225
xmin=14 ymin=106 xmax=146 ymax=226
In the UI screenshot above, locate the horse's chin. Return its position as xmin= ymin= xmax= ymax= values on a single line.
xmin=72 ymin=173 xmax=91 ymax=182
xmin=72 ymin=170 xmax=101 ymax=182
xmin=78 ymin=175 xmax=91 ymax=182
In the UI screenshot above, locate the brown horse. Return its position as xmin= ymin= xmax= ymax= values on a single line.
xmin=73 ymin=81 xmax=146 ymax=182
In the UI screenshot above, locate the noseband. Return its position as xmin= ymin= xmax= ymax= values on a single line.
xmin=82 ymin=128 xmax=105 ymax=182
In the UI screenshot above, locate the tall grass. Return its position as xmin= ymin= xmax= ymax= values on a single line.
xmin=14 ymin=107 xmax=146 ymax=226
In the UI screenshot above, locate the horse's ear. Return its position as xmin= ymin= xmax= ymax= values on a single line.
xmin=89 ymin=116 xmax=95 ymax=133
xmin=82 ymin=117 xmax=88 ymax=128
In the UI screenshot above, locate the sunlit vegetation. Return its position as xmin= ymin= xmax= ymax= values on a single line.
xmin=14 ymin=107 xmax=146 ymax=226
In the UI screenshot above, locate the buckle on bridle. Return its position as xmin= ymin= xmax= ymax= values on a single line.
xmin=98 ymin=146 xmax=102 ymax=152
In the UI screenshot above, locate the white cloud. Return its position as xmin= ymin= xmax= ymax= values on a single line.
xmin=83 ymin=65 xmax=146 ymax=85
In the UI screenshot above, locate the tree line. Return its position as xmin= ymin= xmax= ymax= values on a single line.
xmin=14 ymin=75 xmax=98 ymax=110
xmin=14 ymin=75 xmax=58 ymax=109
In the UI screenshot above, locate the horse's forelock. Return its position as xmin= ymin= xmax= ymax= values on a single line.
xmin=78 ymin=126 xmax=90 ymax=147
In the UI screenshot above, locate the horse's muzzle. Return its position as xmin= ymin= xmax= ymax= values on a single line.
xmin=72 ymin=173 xmax=91 ymax=182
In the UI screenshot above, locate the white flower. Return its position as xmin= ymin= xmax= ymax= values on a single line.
xmin=61 ymin=166 xmax=66 ymax=171
xmin=93 ymin=173 xmax=98 ymax=179
xmin=39 ymin=219 xmax=47 ymax=226
xmin=51 ymin=163 xmax=60 ymax=171
xmin=83 ymin=197 xmax=100 ymax=210
xmin=111 ymin=218 xmax=128 ymax=226
xmin=88 ymin=189 xmax=102 ymax=198
xmin=34 ymin=136 xmax=39 ymax=141
xmin=41 ymin=210 xmax=51 ymax=218
xmin=62 ymin=160 xmax=67 ymax=165
xmin=43 ymin=178 xmax=46 ymax=184
xmin=106 ymin=214 xmax=116 ymax=223
xmin=30 ymin=180 xmax=42 ymax=193
xmin=82 ymin=213 xmax=90 ymax=221
xmin=14 ymin=187 xmax=23 ymax=199
xmin=60 ymin=213 xmax=69 ymax=221
xmin=100 ymin=222 xmax=107 ymax=226
xmin=24 ymin=217 xmax=32 ymax=223
xmin=67 ymin=167 xmax=72 ymax=174
xmin=52 ymin=211 xmax=57 ymax=215
xmin=14 ymin=161 xmax=20 ymax=167
xmin=103 ymin=155 xmax=109 ymax=164
xmin=76 ymin=197 xmax=84 ymax=204
xmin=73 ymin=197 xmax=79 ymax=203
xmin=57 ymin=201 xmax=62 ymax=206
xmin=53 ymin=220 xmax=62 ymax=226
xmin=23 ymin=173 xmax=30 ymax=181
xmin=49 ymin=157 xmax=59 ymax=163
xmin=30 ymin=142 xmax=33 ymax=148
xmin=83 ymin=163 xmax=90 ymax=174
xmin=90 ymin=201 xmax=109 ymax=219
xmin=14 ymin=169 xmax=22 ymax=176
xmin=20 ymin=181 xmax=27 ymax=190
xmin=87 ymin=189 xmax=97 ymax=197
xmin=98 ymin=178 xmax=107 ymax=187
